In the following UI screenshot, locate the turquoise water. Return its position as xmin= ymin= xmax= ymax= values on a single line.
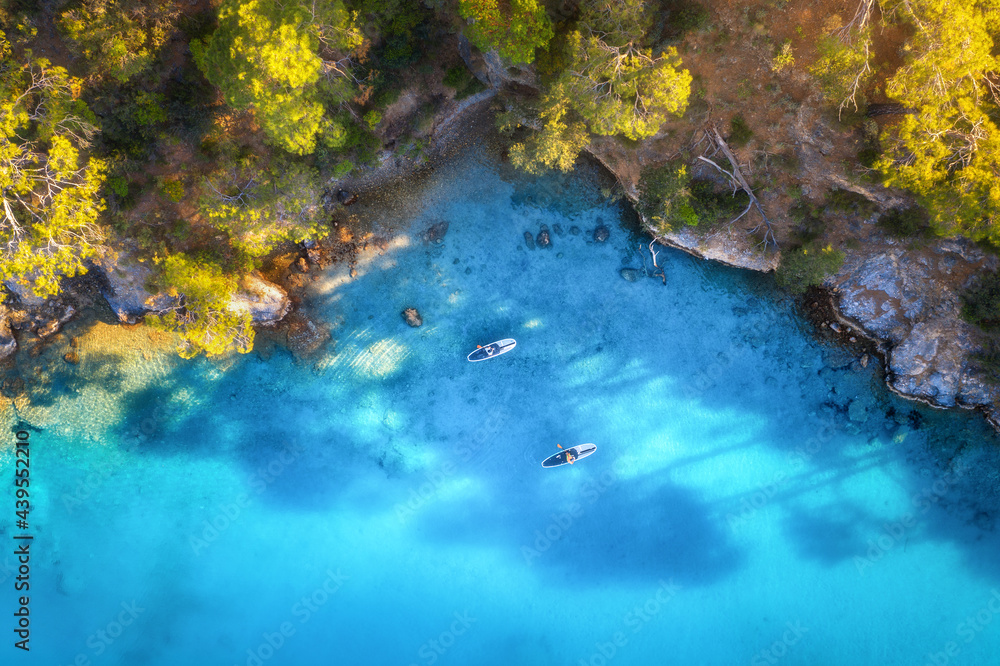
xmin=4 ymin=144 xmax=1000 ymax=666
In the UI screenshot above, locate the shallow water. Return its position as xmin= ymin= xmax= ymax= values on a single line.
xmin=4 ymin=144 xmax=1000 ymax=666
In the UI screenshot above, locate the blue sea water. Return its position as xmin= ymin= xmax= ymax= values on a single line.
xmin=4 ymin=143 xmax=1000 ymax=666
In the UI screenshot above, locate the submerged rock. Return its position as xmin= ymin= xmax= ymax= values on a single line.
xmin=423 ymin=220 xmax=450 ymax=244
xmin=536 ymin=225 xmax=551 ymax=248
xmin=553 ymin=224 xmax=565 ymax=237
xmin=524 ymin=231 xmax=535 ymax=250
xmin=619 ymin=268 xmax=641 ymax=282
xmin=594 ymin=225 xmax=610 ymax=242
xmin=570 ymin=226 xmax=581 ymax=236
xmin=402 ymin=307 xmax=423 ymax=327
xmin=37 ymin=305 xmax=76 ymax=339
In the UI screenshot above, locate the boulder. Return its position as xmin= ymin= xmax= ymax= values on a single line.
xmin=619 ymin=268 xmax=641 ymax=282
xmin=91 ymin=244 xmax=179 ymax=323
xmin=37 ymin=305 xmax=75 ymax=338
xmin=402 ymin=307 xmax=423 ymax=327
xmin=423 ymin=220 xmax=450 ymax=244
xmin=536 ymin=225 xmax=551 ymax=248
xmin=337 ymin=189 xmax=358 ymax=205
xmin=593 ymin=224 xmax=610 ymax=242
xmin=0 ymin=306 xmax=16 ymax=361
xmin=227 ymin=273 xmax=291 ymax=325
xmin=523 ymin=231 xmax=535 ymax=250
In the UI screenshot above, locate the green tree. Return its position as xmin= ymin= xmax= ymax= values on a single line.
xmin=192 ymin=0 xmax=361 ymax=155
xmin=508 ymin=84 xmax=589 ymax=173
xmin=459 ymin=0 xmax=553 ymax=64
xmin=562 ymin=0 xmax=692 ymax=140
xmin=874 ymin=0 xmax=1000 ymax=241
xmin=0 ymin=38 xmax=106 ymax=299
xmin=200 ymin=160 xmax=327 ymax=258
xmin=639 ymin=163 xmax=698 ymax=234
xmin=151 ymin=253 xmax=254 ymax=358
xmin=59 ymin=0 xmax=179 ymax=82
xmin=809 ymin=5 xmax=874 ymax=117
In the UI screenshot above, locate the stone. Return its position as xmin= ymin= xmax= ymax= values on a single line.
xmin=829 ymin=322 xmax=842 ymax=333
xmin=570 ymin=226 xmax=581 ymax=236
xmin=553 ymin=224 xmax=565 ymax=236
xmin=296 ymin=257 xmax=309 ymax=273
xmin=422 ymin=220 xmax=450 ymax=244
xmin=37 ymin=305 xmax=76 ymax=339
xmin=227 ymin=273 xmax=290 ymax=324
xmin=402 ymin=307 xmax=423 ymax=327
xmin=64 ymin=351 xmax=80 ymax=365
xmin=860 ymin=354 xmax=869 ymax=368
xmin=524 ymin=231 xmax=535 ymax=250
xmin=619 ymin=268 xmax=641 ymax=282
xmin=594 ymin=225 xmax=610 ymax=242
xmin=536 ymin=225 xmax=551 ymax=248
xmin=0 ymin=306 xmax=16 ymax=361
xmin=336 ymin=189 xmax=358 ymax=205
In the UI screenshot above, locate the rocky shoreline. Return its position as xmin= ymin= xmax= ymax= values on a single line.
xmin=2 ymin=49 xmax=998 ymax=430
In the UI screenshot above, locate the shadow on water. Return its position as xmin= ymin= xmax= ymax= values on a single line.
xmin=20 ymin=130 xmax=1000 ymax=603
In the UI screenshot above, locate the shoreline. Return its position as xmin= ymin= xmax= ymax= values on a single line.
xmin=2 ymin=90 xmax=998 ymax=431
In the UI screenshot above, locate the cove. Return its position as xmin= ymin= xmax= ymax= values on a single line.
xmin=4 ymin=138 xmax=1000 ymax=666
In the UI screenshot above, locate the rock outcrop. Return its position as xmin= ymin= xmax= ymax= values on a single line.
xmin=228 ymin=273 xmax=291 ymax=324
xmin=91 ymin=244 xmax=179 ymax=323
xmin=832 ymin=238 xmax=1000 ymax=419
xmin=0 ymin=306 xmax=16 ymax=361
xmin=402 ymin=308 xmax=423 ymax=328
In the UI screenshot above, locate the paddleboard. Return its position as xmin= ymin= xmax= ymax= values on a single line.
xmin=541 ymin=443 xmax=597 ymax=468
xmin=467 ymin=338 xmax=516 ymax=362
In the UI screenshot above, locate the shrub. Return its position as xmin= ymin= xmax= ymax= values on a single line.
xmin=639 ymin=163 xmax=699 ymax=234
xmin=161 ymin=179 xmax=185 ymax=203
xmin=962 ymin=270 xmax=1000 ymax=332
xmin=876 ymin=206 xmax=932 ymax=238
xmin=775 ymin=243 xmax=845 ymax=294
xmin=771 ymin=41 xmax=794 ymax=72
xmin=364 ymin=110 xmax=382 ymax=130
xmin=729 ymin=115 xmax=753 ymax=147
xmin=690 ymin=179 xmax=749 ymax=222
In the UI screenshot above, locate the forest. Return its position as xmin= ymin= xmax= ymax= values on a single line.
xmin=2 ymin=0 xmax=1000 ymax=358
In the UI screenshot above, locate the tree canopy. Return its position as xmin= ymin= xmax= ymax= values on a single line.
xmin=0 ymin=37 xmax=106 ymax=299
xmin=191 ymin=0 xmax=361 ymax=155
xmin=459 ymin=0 xmax=553 ymax=64
xmin=562 ymin=0 xmax=691 ymax=140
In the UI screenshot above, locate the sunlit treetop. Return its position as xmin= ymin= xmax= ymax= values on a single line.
xmin=459 ymin=0 xmax=553 ymax=64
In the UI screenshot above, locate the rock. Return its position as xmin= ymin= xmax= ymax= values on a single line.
xmin=37 ymin=305 xmax=75 ymax=339
xmin=227 ymin=273 xmax=290 ymax=324
xmin=619 ymin=268 xmax=641 ymax=282
xmin=536 ymin=225 xmax=551 ymax=248
xmin=570 ymin=226 xmax=581 ymax=235
xmin=296 ymin=257 xmax=309 ymax=273
xmin=92 ymin=243 xmax=180 ymax=323
xmin=64 ymin=351 xmax=80 ymax=365
xmin=302 ymin=239 xmax=322 ymax=266
xmin=285 ymin=314 xmax=330 ymax=360
xmin=829 ymin=322 xmax=842 ymax=333
xmin=402 ymin=307 xmax=422 ymax=327
xmin=594 ymin=225 xmax=610 ymax=242
xmin=553 ymin=224 xmax=565 ymax=236
xmin=848 ymin=399 xmax=869 ymax=423
xmin=336 ymin=189 xmax=358 ymax=205
xmin=0 ymin=306 xmax=16 ymax=361
xmin=350 ymin=267 xmax=358 ymax=279
xmin=523 ymin=231 xmax=535 ymax=250
xmin=422 ymin=220 xmax=450 ymax=244
xmin=860 ymin=354 xmax=869 ymax=368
